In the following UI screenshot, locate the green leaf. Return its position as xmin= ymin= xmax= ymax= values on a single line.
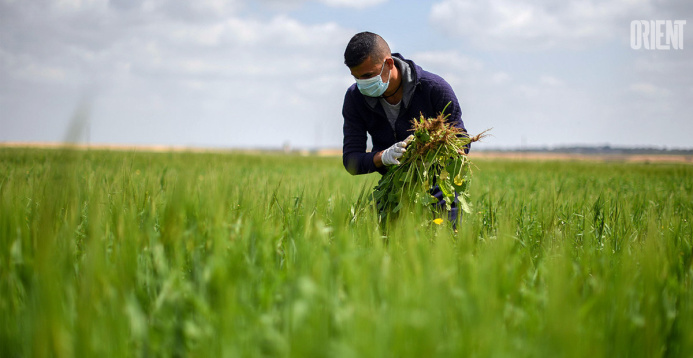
xmin=439 ymin=180 xmax=455 ymax=200
xmin=424 ymin=194 xmax=438 ymax=205
xmin=458 ymin=194 xmax=472 ymax=214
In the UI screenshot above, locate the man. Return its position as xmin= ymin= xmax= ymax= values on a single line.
xmin=341 ymin=31 xmax=469 ymax=223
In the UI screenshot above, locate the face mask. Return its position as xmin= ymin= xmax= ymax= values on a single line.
xmin=355 ymin=60 xmax=390 ymax=97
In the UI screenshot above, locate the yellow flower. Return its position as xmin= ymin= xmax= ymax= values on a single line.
xmin=433 ymin=218 xmax=444 ymax=225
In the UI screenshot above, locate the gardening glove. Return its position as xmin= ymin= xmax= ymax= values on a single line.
xmin=381 ymin=135 xmax=414 ymax=166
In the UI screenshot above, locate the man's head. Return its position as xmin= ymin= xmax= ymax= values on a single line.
xmin=344 ymin=32 xmax=391 ymax=69
xmin=344 ymin=32 xmax=397 ymax=97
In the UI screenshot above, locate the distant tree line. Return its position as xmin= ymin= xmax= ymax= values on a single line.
xmin=480 ymin=145 xmax=693 ymax=155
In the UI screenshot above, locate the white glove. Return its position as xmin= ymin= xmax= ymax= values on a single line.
xmin=381 ymin=135 xmax=414 ymax=166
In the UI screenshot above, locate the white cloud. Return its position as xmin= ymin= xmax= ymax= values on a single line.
xmin=19 ymin=63 xmax=68 ymax=82
xmin=412 ymin=50 xmax=484 ymax=72
xmin=490 ymin=72 xmax=511 ymax=84
xmin=2 ymin=0 xmax=691 ymax=149
xmin=319 ymin=0 xmax=388 ymax=9
xmin=429 ymin=0 xmax=654 ymax=50
xmin=420 ymin=0 xmax=693 ymax=148
xmin=168 ymin=23 xmax=226 ymax=46
xmin=0 ymin=0 xmax=355 ymax=148
xmin=140 ymin=0 xmax=243 ymax=22
xmin=255 ymin=0 xmax=387 ymax=11
xmin=629 ymin=82 xmax=670 ymax=96
xmin=54 ymin=0 xmax=109 ymax=11
xmin=539 ymin=75 xmax=563 ymax=86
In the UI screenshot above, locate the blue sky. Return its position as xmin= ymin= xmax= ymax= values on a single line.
xmin=1 ymin=0 xmax=691 ymax=150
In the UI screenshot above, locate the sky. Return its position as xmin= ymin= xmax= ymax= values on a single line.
xmin=1 ymin=0 xmax=691 ymax=150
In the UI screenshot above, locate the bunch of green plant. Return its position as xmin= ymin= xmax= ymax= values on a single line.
xmin=373 ymin=110 xmax=489 ymax=221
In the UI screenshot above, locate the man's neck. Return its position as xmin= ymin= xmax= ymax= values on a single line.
xmin=382 ymin=64 xmax=402 ymax=105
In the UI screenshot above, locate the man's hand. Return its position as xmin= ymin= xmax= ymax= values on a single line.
xmin=380 ymin=135 xmax=414 ymax=166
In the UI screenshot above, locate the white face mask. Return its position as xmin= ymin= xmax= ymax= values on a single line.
xmin=355 ymin=60 xmax=390 ymax=97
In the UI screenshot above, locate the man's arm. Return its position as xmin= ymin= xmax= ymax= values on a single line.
xmin=342 ymin=110 xmax=403 ymax=172
xmin=342 ymin=92 xmax=381 ymax=175
xmin=431 ymin=77 xmax=470 ymax=154
xmin=373 ymin=151 xmax=384 ymax=168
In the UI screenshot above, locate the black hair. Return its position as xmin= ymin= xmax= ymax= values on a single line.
xmin=343 ymin=32 xmax=391 ymax=68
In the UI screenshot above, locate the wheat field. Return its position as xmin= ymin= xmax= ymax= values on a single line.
xmin=1 ymin=147 xmax=691 ymax=357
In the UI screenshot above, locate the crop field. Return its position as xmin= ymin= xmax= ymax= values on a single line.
xmin=1 ymin=147 xmax=692 ymax=357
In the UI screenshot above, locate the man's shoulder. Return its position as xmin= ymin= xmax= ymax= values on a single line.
xmin=343 ymin=83 xmax=362 ymax=104
xmin=416 ymin=66 xmax=451 ymax=89
xmin=396 ymin=55 xmax=451 ymax=92
xmin=342 ymin=83 xmax=370 ymax=118
xmin=344 ymin=82 xmax=358 ymax=95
